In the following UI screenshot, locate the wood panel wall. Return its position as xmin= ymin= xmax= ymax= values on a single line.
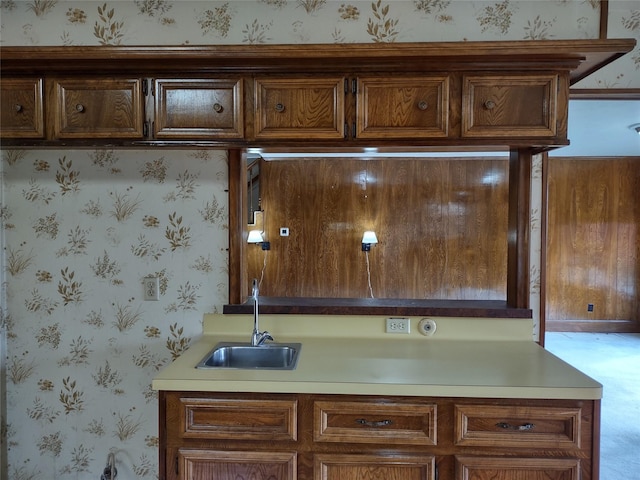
xmin=546 ymin=156 xmax=640 ymax=332
xmin=247 ymin=157 xmax=509 ymax=300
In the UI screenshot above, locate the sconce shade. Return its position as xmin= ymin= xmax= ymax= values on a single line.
xmin=247 ymin=230 xmax=264 ymax=243
xmin=362 ymin=231 xmax=378 ymax=244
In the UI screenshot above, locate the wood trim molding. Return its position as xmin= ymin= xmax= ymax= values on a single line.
xmin=1 ymin=40 xmax=635 ymax=85
xmin=570 ymin=88 xmax=640 ymax=100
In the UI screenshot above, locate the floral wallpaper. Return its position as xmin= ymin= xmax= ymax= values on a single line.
xmin=0 ymin=1 xmax=638 ymax=479
xmin=1 ymin=149 xmax=229 ymax=479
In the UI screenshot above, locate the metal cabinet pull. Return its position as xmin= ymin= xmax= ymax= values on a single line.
xmin=417 ymin=101 xmax=428 ymax=111
xmin=275 ymin=103 xmax=285 ymax=113
xmin=355 ymin=418 xmax=393 ymax=427
xmin=496 ymin=422 xmax=535 ymax=431
xmin=483 ymin=100 xmax=496 ymax=110
xmin=14 ymin=104 xmax=24 ymax=112
xmin=75 ymin=103 xmax=85 ymax=113
xmin=213 ymin=102 xmax=223 ymax=113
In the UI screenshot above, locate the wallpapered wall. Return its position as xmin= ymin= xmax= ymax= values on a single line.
xmin=0 ymin=1 xmax=638 ymax=479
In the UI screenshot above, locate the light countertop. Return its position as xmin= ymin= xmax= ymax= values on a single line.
xmin=152 ymin=314 xmax=602 ymax=400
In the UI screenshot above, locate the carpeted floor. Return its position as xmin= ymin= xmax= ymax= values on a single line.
xmin=545 ymin=332 xmax=640 ymax=479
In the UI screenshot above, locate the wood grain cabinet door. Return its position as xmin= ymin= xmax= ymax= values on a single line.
xmin=154 ymin=78 xmax=243 ymax=139
xmin=52 ymin=78 xmax=145 ymax=139
xmin=254 ymin=77 xmax=346 ymax=140
xmin=1 ymin=77 xmax=44 ymax=138
xmin=356 ymin=76 xmax=449 ymax=139
xmin=455 ymin=456 xmax=580 ymax=480
xmin=462 ymin=74 xmax=559 ymax=138
xmin=178 ymin=449 xmax=296 ymax=480
xmin=315 ymin=454 xmax=435 ymax=480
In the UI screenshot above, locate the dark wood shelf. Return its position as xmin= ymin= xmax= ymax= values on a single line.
xmin=223 ymin=297 xmax=532 ymax=318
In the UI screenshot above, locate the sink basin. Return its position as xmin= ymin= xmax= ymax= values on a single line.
xmin=196 ymin=342 xmax=302 ymax=370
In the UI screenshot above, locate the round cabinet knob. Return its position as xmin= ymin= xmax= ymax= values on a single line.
xmin=417 ymin=101 xmax=428 ymax=111
xmin=275 ymin=103 xmax=285 ymax=113
xmin=14 ymin=104 xmax=24 ymax=112
xmin=75 ymin=103 xmax=85 ymax=113
xmin=483 ymin=100 xmax=496 ymax=110
xmin=213 ymin=102 xmax=223 ymax=113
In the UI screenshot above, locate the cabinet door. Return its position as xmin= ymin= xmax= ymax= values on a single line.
xmin=1 ymin=77 xmax=44 ymax=138
xmin=154 ymin=78 xmax=243 ymax=139
xmin=462 ymin=74 xmax=558 ymax=138
xmin=52 ymin=78 xmax=145 ymax=138
xmin=254 ymin=77 xmax=346 ymax=140
xmin=315 ymin=454 xmax=435 ymax=480
xmin=178 ymin=449 xmax=296 ymax=480
xmin=356 ymin=76 xmax=449 ymax=139
xmin=455 ymin=456 xmax=579 ymax=480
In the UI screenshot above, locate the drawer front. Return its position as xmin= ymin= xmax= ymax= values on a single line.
xmin=314 ymin=401 xmax=436 ymax=445
xmin=454 ymin=404 xmax=582 ymax=449
xmin=179 ymin=397 xmax=297 ymax=441
xmin=1 ymin=77 xmax=44 ymax=138
xmin=254 ymin=77 xmax=345 ymax=139
xmin=456 ymin=456 xmax=580 ymax=480
xmin=53 ymin=78 xmax=144 ymax=138
xmin=462 ymin=74 xmax=558 ymax=138
xmin=316 ymin=454 xmax=435 ymax=480
xmin=356 ymin=76 xmax=449 ymax=139
xmin=154 ymin=78 xmax=243 ymax=139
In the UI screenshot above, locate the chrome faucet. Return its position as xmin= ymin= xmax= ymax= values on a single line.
xmin=251 ymin=279 xmax=273 ymax=346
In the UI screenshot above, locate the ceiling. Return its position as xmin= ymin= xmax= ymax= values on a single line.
xmin=551 ymin=99 xmax=640 ymax=157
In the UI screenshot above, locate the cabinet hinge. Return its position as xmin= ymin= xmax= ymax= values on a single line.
xmin=143 ymin=121 xmax=150 ymax=138
xmin=344 ymin=123 xmax=348 ymax=139
xmin=344 ymin=78 xmax=349 ymax=95
xmin=175 ymin=455 xmax=179 ymax=475
xmin=142 ymin=79 xmax=148 ymax=96
xmin=435 ymin=464 xmax=438 ymax=480
xmin=352 ymin=78 xmax=357 ymax=94
xmin=352 ymin=122 xmax=356 ymax=139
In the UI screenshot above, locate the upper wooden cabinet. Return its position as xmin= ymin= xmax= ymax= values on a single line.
xmin=154 ymin=78 xmax=244 ymax=139
xmin=356 ymin=75 xmax=450 ymax=139
xmin=51 ymin=78 xmax=145 ymax=139
xmin=462 ymin=73 xmax=561 ymax=138
xmin=0 ymin=77 xmax=44 ymax=138
xmin=0 ymin=40 xmax=635 ymax=147
xmin=254 ymin=77 xmax=346 ymax=140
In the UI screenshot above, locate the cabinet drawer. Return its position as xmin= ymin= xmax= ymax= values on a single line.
xmin=456 ymin=456 xmax=580 ymax=480
xmin=1 ymin=77 xmax=44 ymax=138
xmin=316 ymin=454 xmax=435 ymax=480
xmin=154 ymin=78 xmax=243 ymax=139
xmin=462 ymin=74 xmax=558 ymax=138
xmin=356 ymin=76 xmax=449 ymax=139
xmin=454 ymin=404 xmax=582 ymax=449
xmin=314 ymin=401 xmax=436 ymax=445
xmin=254 ymin=77 xmax=345 ymax=139
xmin=179 ymin=397 xmax=297 ymax=441
xmin=53 ymin=78 xmax=144 ymax=138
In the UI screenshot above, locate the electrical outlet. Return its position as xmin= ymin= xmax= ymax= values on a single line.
xmin=143 ymin=276 xmax=159 ymax=301
xmin=386 ymin=317 xmax=410 ymax=334
xmin=587 ymin=303 xmax=594 ymax=312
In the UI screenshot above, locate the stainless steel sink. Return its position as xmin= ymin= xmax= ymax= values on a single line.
xmin=196 ymin=342 xmax=302 ymax=370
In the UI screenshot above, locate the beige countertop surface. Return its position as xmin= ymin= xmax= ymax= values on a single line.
xmin=152 ymin=314 xmax=602 ymax=400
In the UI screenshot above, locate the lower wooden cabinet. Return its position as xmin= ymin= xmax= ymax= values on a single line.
xmin=160 ymin=392 xmax=598 ymax=480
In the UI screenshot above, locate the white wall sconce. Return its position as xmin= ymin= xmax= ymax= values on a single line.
xmin=247 ymin=230 xmax=270 ymax=250
xmin=361 ymin=231 xmax=378 ymax=251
